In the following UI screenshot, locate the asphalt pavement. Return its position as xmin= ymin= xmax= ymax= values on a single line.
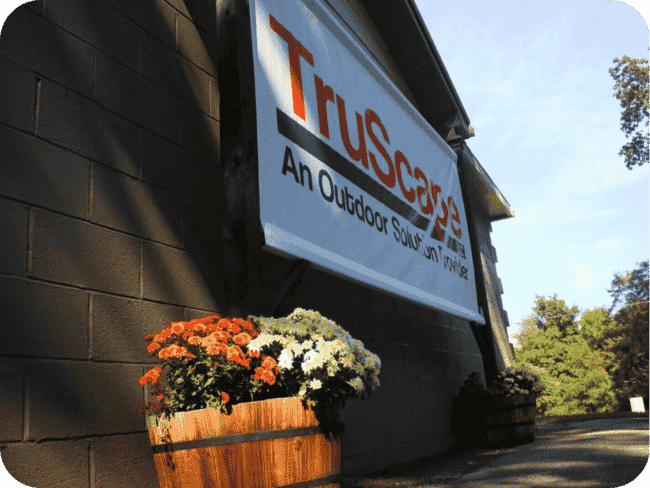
xmin=450 ymin=417 xmax=649 ymax=487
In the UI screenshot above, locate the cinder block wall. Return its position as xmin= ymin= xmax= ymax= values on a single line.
xmin=0 ymin=0 xmax=487 ymax=485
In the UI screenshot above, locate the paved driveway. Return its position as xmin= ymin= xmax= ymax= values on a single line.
xmin=452 ymin=417 xmax=649 ymax=487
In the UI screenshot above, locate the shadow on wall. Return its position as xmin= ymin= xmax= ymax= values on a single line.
xmin=0 ymin=0 xmax=242 ymax=486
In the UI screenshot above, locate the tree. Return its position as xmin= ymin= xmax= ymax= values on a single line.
xmin=607 ymin=260 xmax=649 ymax=313
xmin=609 ymin=56 xmax=649 ymax=169
xmin=512 ymin=315 xmax=538 ymax=350
xmin=602 ymin=260 xmax=649 ymax=409
xmin=515 ymin=295 xmax=617 ymax=415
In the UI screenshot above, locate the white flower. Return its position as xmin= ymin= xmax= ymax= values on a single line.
xmin=278 ymin=349 xmax=294 ymax=370
xmin=301 ymin=339 xmax=313 ymax=351
xmin=309 ymin=379 xmax=323 ymax=390
xmin=302 ymin=349 xmax=324 ymax=373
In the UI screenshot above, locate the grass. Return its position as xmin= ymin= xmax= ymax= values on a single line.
xmin=536 ymin=410 xmax=648 ymax=425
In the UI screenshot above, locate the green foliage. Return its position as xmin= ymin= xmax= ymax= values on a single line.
xmin=604 ymin=301 xmax=649 ymax=410
xmin=514 ymin=295 xmax=618 ymax=416
xmin=607 ymin=260 xmax=649 ymax=313
xmin=609 ymin=57 xmax=649 ymax=169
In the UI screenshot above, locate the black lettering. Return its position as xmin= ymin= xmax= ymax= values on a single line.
xmin=365 ymin=206 xmax=375 ymax=226
xmin=344 ymin=187 xmax=355 ymax=215
xmin=298 ymin=162 xmax=313 ymax=191
xmin=334 ymin=185 xmax=345 ymax=209
xmin=282 ymin=146 xmax=299 ymax=183
xmin=392 ymin=217 xmax=400 ymax=242
xmin=318 ymin=169 xmax=334 ymax=202
xmin=355 ymin=194 xmax=365 ymax=222
xmin=382 ymin=216 xmax=388 ymax=234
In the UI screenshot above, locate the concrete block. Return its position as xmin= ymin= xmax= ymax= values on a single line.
xmin=0 ymin=276 xmax=88 ymax=359
xmin=0 ymin=5 xmax=95 ymax=98
xmin=448 ymin=314 xmax=470 ymax=331
xmin=210 ymin=75 xmax=219 ymax=120
xmin=27 ymin=361 xmax=144 ymax=439
xmin=0 ymin=57 xmax=35 ymax=132
xmin=342 ymin=410 xmax=392 ymax=456
xmin=32 ymin=209 xmax=140 ymax=297
xmin=285 ymin=284 xmax=326 ymax=313
xmin=175 ymin=0 xmax=219 ymax=39
xmin=93 ymin=52 xmax=179 ymax=142
xmin=179 ymin=102 xmax=220 ymax=161
xmin=0 ymin=123 xmax=89 ymax=219
xmin=177 ymin=14 xmax=217 ymax=78
xmin=38 ymin=79 xmax=140 ymax=177
xmin=91 ymin=293 xmax=184 ymax=363
xmin=0 ymin=439 xmax=89 ymax=487
xmin=94 ymin=433 xmax=160 ymax=488
xmin=337 ymin=279 xmax=371 ymax=304
xmin=361 ymin=373 xmax=396 ymax=413
xmin=142 ymin=241 xmax=225 ymax=310
xmin=384 ymin=407 xmax=418 ymax=446
xmin=403 ymin=344 xmax=427 ymax=376
xmin=0 ymin=359 xmax=26 ymax=442
xmin=178 ymin=55 xmax=212 ymax=116
xmin=356 ymin=306 xmax=389 ymax=343
xmin=104 ymin=0 xmax=176 ymax=48
xmin=409 ymin=319 xmax=432 ymax=349
xmin=369 ymin=288 xmax=397 ymax=312
xmin=92 ymin=163 xmax=182 ymax=247
xmin=395 ymin=298 xmax=418 ymax=318
xmin=0 ymin=198 xmax=27 ymax=276
xmin=140 ymin=31 xmax=180 ymax=95
xmin=384 ymin=311 xmax=410 ymax=345
xmin=43 ymin=0 xmax=140 ymax=72
xmin=185 ymin=308 xmax=226 ymax=321
xmin=181 ymin=200 xmax=223 ymax=259
xmin=141 ymin=129 xmax=221 ymax=209
xmin=429 ymin=323 xmax=448 ymax=351
xmin=366 ymin=340 xmax=403 ymax=376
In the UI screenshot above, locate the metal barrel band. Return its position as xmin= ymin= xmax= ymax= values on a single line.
xmin=277 ymin=473 xmax=342 ymax=488
xmin=152 ymin=426 xmax=323 ymax=454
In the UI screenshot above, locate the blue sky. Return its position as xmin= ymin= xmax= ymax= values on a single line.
xmin=413 ymin=0 xmax=649 ymax=344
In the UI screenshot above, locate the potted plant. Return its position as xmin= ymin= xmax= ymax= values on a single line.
xmin=138 ymin=308 xmax=381 ymax=488
xmin=451 ymin=365 xmax=546 ymax=448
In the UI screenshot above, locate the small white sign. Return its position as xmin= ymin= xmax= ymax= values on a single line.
xmin=251 ymin=0 xmax=484 ymax=323
xmin=630 ymin=397 xmax=645 ymax=413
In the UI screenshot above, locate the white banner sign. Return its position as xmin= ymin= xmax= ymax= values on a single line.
xmin=251 ymin=0 xmax=484 ymax=323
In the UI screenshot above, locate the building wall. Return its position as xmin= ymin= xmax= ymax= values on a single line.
xmin=473 ymin=209 xmax=515 ymax=370
xmin=0 ymin=0 xmax=490 ymax=485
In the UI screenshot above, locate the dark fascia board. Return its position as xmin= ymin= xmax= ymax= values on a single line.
xmin=361 ymin=0 xmax=471 ymax=139
xmin=460 ymin=144 xmax=514 ymax=222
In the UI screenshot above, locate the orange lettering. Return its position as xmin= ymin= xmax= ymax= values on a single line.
xmin=336 ymin=95 xmax=368 ymax=169
xmin=395 ymin=150 xmax=415 ymax=203
xmin=314 ymin=75 xmax=335 ymax=138
xmin=414 ymin=167 xmax=433 ymax=215
xmin=365 ymin=109 xmax=395 ymax=188
xmin=270 ymin=15 xmax=314 ymax=120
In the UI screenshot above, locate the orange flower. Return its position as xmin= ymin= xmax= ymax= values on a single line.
xmin=147 ymin=342 xmax=161 ymax=354
xmin=181 ymin=331 xmax=193 ymax=340
xmin=170 ymin=322 xmax=185 ymax=335
xmin=205 ymin=345 xmax=219 ymax=356
xmin=261 ymin=356 xmax=278 ymax=372
xmin=254 ymin=367 xmax=275 ymax=385
xmin=217 ymin=319 xmax=231 ymax=330
xmin=187 ymin=336 xmax=202 ymax=346
xmin=248 ymin=350 xmax=261 ymax=359
xmin=193 ymin=323 xmax=208 ymax=334
xmin=221 ymin=391 xmax=230 ymax=403
xmin=233 ymin=332 xmax=252 ymax=346
xmin=158 ymin=347 xmax=171 ymax=360
xmin=160 ymin=328 xmax=172 ymax=340
xmin=138 ymin=374 xmax=149 ymax=386
xmin=143 ymin=333 xmax=156 ymax=343
xmin=227 ymin=322 xmax=242 ymax=334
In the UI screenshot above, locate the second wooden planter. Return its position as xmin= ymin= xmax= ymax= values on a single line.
xmin=452 ymin=393 xmax=536 ymax=448
xmin=146 ymin=397 xmax=343 ymax=488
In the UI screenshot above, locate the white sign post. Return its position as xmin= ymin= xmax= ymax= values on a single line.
xmin=251 ymin=0 xmax=484 ymax=324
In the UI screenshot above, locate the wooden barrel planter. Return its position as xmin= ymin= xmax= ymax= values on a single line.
xmin=452 ymin=393 xmax=536 ymax=448
xmin=145 ymin=397 xmax=343 ymax=488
